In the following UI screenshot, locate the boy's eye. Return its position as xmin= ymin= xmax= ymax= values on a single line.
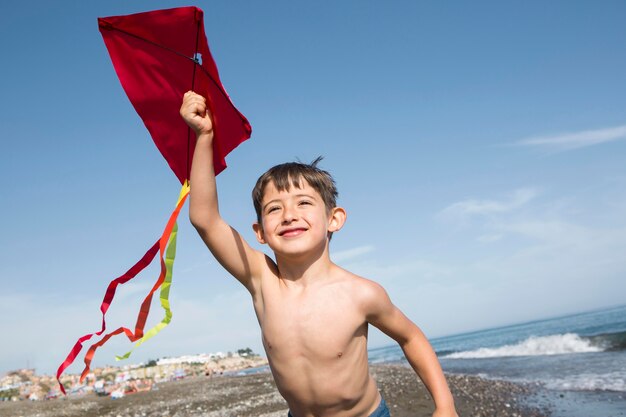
xmin=267 ymin=206 xmax=280 ymax=213
xmin=299 ymin=200 xmax=312 ymax=206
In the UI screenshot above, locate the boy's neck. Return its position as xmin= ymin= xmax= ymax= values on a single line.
xmin=274 ymin=244 xmax=335 ymax=287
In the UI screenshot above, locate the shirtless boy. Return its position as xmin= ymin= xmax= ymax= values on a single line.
xmin=181 ymin=91 xmax=458 ymax=417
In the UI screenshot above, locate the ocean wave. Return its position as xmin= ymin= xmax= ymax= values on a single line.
xmin=443 ymin=333 xmax=602 ymax=359
xmin=543 ymin=372 xmax=626 ymax=392
xmin=587 ymin=330 xmax=626 ymax=351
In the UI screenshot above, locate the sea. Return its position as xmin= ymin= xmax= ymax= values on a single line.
xmin=369 ymin=304 xmax=626 ymax=417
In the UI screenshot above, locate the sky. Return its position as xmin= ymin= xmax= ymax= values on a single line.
xmin=1 ymin=1 xmax=625 ymax=376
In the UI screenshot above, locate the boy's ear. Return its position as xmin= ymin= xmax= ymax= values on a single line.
xmin=327 ymin=207 xmax=347 ymax=233
xmin=252 ymin=222 xmax=266 ymax=244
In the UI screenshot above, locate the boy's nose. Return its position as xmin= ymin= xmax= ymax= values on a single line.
xmin=281 ymin=206 xmax=298 ymax=223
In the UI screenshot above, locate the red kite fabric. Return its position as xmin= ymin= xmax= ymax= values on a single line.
xmin=56 ymin=6 xmax=251 ymax=394
xmin=99 ymin=6 xmax=251 ymax=183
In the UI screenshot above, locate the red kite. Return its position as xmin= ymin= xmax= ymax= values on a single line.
xmin=57 ymin=6 xmax=251 ymax=394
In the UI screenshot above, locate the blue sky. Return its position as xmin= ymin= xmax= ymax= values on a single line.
xmin=1 ymin=1 xmax=625 ymax=375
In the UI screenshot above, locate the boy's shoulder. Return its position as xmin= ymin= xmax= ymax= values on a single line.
xmin=330 ymin=265 xmax=390 ymax=313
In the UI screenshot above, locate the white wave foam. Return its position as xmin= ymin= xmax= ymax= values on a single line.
xmin=444 ymin=333 xmax=602 ymax=359
xmin=544 ymin=372 xmax=626 ymax=392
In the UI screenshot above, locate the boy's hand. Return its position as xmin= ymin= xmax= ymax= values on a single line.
xmin=180 ymin=91 xmax=214 ymax=138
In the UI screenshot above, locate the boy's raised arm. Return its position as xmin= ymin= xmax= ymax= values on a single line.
xmin=181 ymin=91 xmax=265 ymax=292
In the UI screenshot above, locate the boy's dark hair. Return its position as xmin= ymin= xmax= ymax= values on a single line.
xmin=252 ymin=156 xmax=338 ymax=223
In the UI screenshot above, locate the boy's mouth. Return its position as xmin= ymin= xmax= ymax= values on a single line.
xmin=278 ymin=227 xmax=307 ymax=237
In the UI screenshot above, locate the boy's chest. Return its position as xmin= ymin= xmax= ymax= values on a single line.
xmin=259 ymin=285 xmax=367 ymax=360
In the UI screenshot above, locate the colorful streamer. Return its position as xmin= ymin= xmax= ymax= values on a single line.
xmin=57 ymin=182 xmax=189 ymax=393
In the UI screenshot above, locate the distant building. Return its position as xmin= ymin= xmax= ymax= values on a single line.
xmin=157 ymin=352 xmax=227 ymax=365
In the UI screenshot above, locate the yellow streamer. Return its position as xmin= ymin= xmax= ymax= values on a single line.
xmin=116 ymin=181 xmax=189 ymax=360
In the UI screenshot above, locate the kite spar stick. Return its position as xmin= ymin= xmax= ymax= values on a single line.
xmin=113 ymin=19 xmax=203 ymax=361
xmin=112 ymin=16 xmax=202 ymax=364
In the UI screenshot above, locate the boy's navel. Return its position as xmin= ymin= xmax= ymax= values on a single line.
xmin=337 ymin=352 xmax=343 ymax=358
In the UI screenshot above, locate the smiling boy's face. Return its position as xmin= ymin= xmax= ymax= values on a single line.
xmin=253 ymin=179 xmax=344 ymax=258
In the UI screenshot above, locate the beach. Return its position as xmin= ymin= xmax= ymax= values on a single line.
xmin=0 ymin=364 xmax=548 ymax=417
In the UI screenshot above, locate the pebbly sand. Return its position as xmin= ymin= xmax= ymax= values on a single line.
xmin=0 ymin=365 xmax=550 ymax=417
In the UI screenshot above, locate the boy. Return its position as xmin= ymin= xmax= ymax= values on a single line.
xmin=181 ymin=91 xmax=458 ymax=417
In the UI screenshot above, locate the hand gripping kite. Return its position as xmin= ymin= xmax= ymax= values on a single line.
xmin=56 ymin=6 xmax=251 ymax=394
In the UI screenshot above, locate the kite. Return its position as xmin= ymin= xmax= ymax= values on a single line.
xmin=56 ymin=6 xmax=251 ymax=394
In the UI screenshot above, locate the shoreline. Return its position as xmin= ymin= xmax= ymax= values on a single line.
xmin=0 ymin=364 xmax=549 ymax=417
xmin=372 ymin=365 xmax=549 ymax=417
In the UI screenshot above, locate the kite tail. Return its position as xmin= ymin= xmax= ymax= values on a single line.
xmin=115 ymin=219 xmax=179 ymax=361
xmin=56 ymin=181 xmax=190 ymax=394
xmin=55 ymin=241 xmax=160 ymax=394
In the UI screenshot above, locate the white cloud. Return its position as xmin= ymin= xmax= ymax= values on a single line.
xmin=383 ymin=217 xmax=626 ymax=339
xmin=0 ymin=288 xmax=261 ymax=377
xmin=476 ymin=233 xmax=504 ymax=243
xmin=415 ymin=187 xmax=626 ymax=335
xmin=343 ymin=258 xmax=454 ymax=284
xmin=512 ymin=124 xmax=626 ymax=152
xmin=332 ymin=245 xmax=375 ymax=263
xmin=6 ymin=186 xmax=626 ymax=377
xmin=114 ymin=282 xmax=153 ymax=301
xmin=497 ymin=220 xmax=588 ymax=244
xmin=439 ymin=187 xmax=539 ymax=221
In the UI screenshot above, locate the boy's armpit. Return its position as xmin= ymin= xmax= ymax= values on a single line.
xmin=195 ymin=218 xmax=267 ymax=293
